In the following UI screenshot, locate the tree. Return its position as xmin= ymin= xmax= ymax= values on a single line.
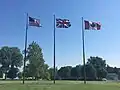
xmin=71 ymin=65 xmax=82 ymax=79
xmin=10 ymin=47 xmax=23 ymax=68
xmin=0 ymin=46 xmax=11 ymax=79
xmin=106 ymin=65 xmax=114 ymax=73
xmin=48 ymin=67 xmax=58 ymax=80
xmin=75 ymin=65 xmax=82 ymax=78
xmin=71 ymin=67 xmax=77 ymax=77
xmin=42 ymin=64 xmax=50 ymax=80
xmin=118 ymin=71 xmax=120 ymax=80
xmin=48 ymin=68 xmax=54 ymax=80
xmin=24 ymin=65 xmax=32 ymax=78
xmin=106 ymin=65 xmax=120 ymax=76
xmin=18 ymin=72 xmax=22 ymax=79
xmin=97 ymin=68 xmax=107 ymax=79
xmin=113 ymin=67 xmax=119 ymax=74
xmin=0 ymin=46 xmax=23 ymax=79
xmin=7 ymin=47 xmax=23 ymax=79
xmin=26 ymin=41 xmax=45 ymax=80
xmin=8 ymin=47 xmax=23 ymax=79
xmin=0 ymin=68 xmax=3 ymax=78
xmin=87 ymin=56 xmax=107 ymax=79
xmin=81 ymin=64 xmax=97 ymax=80
xmin=7 ymin=67 xmax=19 ymax=79
xmin=58 ymin=66 xmax=72 ymax=79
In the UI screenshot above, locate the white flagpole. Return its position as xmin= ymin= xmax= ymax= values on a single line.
xmin=82 ymin=17 xmax=86 ymax=84
xmin=53 ymin=14 xmax=56 ymax=84
xmin=23 ymin=13 xmax=28 ymax=84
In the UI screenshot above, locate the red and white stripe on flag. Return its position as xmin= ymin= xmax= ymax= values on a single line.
xmin=29 ymin=16 xmax=41 ymax=27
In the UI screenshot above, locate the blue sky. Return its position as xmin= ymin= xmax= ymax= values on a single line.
xmin=0 ymin=0 xmax=120 ymax=68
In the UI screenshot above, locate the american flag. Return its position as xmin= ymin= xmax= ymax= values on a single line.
xmin=56 ymin=18 xmax=71 ymax=28
xmin=29 ymin=16 xmax=41 ymax=27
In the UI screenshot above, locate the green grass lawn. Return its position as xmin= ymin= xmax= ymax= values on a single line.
xmin=0 ymin=80 xmax=120 ymax=90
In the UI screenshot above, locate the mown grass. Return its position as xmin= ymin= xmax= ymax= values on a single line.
xmin=0 ymin=80 xmax=120 ymax=90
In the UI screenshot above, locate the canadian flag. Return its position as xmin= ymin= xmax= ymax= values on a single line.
xmin=84 ymin=20 xmax=101 ymax=30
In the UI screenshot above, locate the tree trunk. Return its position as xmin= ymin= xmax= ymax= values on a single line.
xmin=5 ymin=73 xmax=7 ymax=80
xmin=32 ymin=77 xmax=34 ymax=80
xmin=35 ymin=76 xmax=37 ymax=80
xmin=12 ymin=77 xmax=14 ymax=80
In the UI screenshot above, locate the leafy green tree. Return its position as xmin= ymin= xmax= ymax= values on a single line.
xmin=0 ymin=68 xmax=3 ymax=78
xmin=48 ymin=68 xmax=54 ymax=80
xmin=81 ymin=64 xmax=97 ymax=80
xmin=113 ymin=67 xmax=119 ymax=74
xmin=0 ymin=46 xmax=11 ymax=79
xmin=71 ymin=67 xmax=77 ymax=77
xmin=106 ymin=65 xmax=120 ymax=76
xmin=7 ymin=47 xmax=23 ymax=79
xmin=26 ymin=41 xmax=45 ymax=80
xmin=97 ymin=68 xmax=107 ymax=79
xmin=87 ymin=56 xmax=107 ymax=79
xmin=71 ymin=65 xmax=81 ymax=79
xmin=10 ymin=47 xmax=23 ymax=68
xmin=0 ymin=46 xmax=23 ymax=79
xmin=106 ymin=65 xmax=114 ymax=73
xmin=118 ymin=71 xmax=120 ymax=80
xmin=41 ymin=64 xmax=50 ymax=80
xmin=58 ymin=66 xmax=72 ymax=79
xmin=43 ymin=72 xmax=50 ymax=80
xmin=7 ymin=67 xmax=19 ymax=79
xmin=48 ymin=67 xmax=58 ymax=80
xmin=24 ymin=65 xmax=32 ymax=78
xmin=75 ymin=65 xmax=82 ymax=78
xmin=18 ymin=72 xmax=22 ymax=79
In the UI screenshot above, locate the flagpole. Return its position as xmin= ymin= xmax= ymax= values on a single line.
xmin=53 ymin=14 xmax=56 ymax=84
xmin=23 ymin=13 xmax=28 ymax=84
xmin=82 ymin=17 xmax=86 ymax=84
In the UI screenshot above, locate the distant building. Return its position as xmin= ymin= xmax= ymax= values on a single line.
xmin=106 ymin=73 xmax=118 ymax=80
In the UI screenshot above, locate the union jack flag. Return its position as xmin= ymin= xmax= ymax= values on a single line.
xmin=56 ymin=18 xmax=71 ymax=28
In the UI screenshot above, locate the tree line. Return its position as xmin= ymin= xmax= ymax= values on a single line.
xmin=0 ymin=41 xmax=120 ymax=80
